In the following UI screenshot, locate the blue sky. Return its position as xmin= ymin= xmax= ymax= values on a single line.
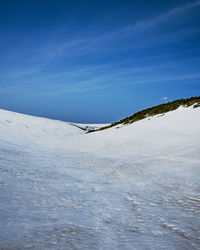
xmin=0 ymin=0 xmax=200 ymax=123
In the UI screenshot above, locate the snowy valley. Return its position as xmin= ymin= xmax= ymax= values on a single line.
xmin=0 ymin=105 xmax=200 ymax=249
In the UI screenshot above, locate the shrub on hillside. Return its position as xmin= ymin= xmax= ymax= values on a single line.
xmin=97 ymin=97 xmax=200 ymax=131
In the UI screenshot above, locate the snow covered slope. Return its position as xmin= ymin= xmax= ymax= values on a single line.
xmin=78 ymin=106 xmax=200 ymax=159
xmin=0 ymin=108 xmax=84 ymax=149
xmin=0 ymin=106 xmax=200 ymax=249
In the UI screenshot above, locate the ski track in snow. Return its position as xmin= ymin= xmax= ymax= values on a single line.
xmin=0 ymin=107 xmax=200 ymax=249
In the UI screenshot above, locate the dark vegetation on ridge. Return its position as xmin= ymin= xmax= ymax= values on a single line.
xmin=96 ymin=97 xmax=200 ymax=131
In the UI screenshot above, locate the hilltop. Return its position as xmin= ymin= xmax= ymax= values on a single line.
xmin=98 ymin=96 xmax=200 ymax=131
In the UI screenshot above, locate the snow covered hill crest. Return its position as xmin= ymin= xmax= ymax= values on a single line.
xmin=97 ymin=96 xmax=200 ymax=131
xmin=0 ymin=108 xmax=85 ymax=149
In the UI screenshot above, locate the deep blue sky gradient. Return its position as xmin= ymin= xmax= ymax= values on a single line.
xmin=0 ymin=0 xmax=200 ymax=122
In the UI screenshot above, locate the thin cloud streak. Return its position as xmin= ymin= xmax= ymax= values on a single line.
xmin=0 ymin=1 xmax=199 ymax=99
xmin=1 ymin=0 xmax=198 ymax=75
xmin=128 ymin=0 xmax=200 ymax=32
xmin=33 ymin=0 xmax=200 ymax=62
xmin=1 ymin=69 xmax=199 ymax=97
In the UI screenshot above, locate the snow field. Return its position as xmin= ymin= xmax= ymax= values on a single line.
xmin=0 ymin=106 xmax=200 ymax=249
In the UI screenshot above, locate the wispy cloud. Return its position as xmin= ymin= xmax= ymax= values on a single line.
xmin=29 ymin=1 xmax=200 ymax=63
xmin=0 ymin=1 xmax=200 ymax=98
xmin=1 ymin=61 xmax=199 ymax=97
xmin=121 ymin=73 xmax=200 ymax=87
xmin=126 ymin=0 xmax=200 ymax=32
xmin=161 ymin=96 xmax=168 ymax=101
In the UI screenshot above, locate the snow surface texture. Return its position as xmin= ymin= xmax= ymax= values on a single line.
xmin=0 ymin=106 xmax=200 ymax=249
